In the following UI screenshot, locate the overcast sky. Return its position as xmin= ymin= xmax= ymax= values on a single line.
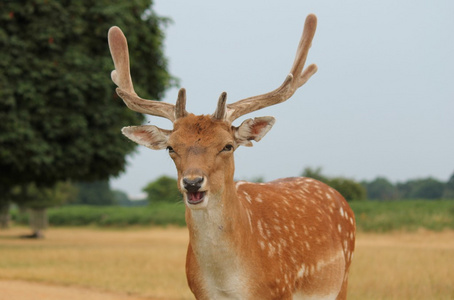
xmin=110 ymin=0 xmax=454 ymax=198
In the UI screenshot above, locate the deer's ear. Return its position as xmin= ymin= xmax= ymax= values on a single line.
xmin=122 ymin=125 xmax=171 ymax=150
xmin=233 ymin=116 xmax=275 ymax=147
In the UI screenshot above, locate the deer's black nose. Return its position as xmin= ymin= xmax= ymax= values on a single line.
xmin=183 ymin=177 xmax=204 ymax=193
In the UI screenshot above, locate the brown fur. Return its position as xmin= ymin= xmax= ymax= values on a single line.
xmin=166 ymin=115 xmax=356 ymax=299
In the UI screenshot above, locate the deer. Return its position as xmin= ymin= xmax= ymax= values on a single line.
xmin=108 ymin=13 xmax=355 ymax=300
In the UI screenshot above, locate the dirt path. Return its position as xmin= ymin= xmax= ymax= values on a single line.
xmin=0 ymin=280 xmax=154 ymax=300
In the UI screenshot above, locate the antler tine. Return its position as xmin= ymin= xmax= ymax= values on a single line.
xmin=213 ymin=92 xmax=228 ymax=120
xmin=108 ymin=26 xmax=177 ymax=122
xmin=225 ymin=14 xmax=318 ymax=123
xmin=175 ymin=88 xmax=188 ymax=119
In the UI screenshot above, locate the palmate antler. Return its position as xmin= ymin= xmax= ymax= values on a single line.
xmin=214 ymin=14 xmax=318 ymax=123
xmin=108 ymin=27 xmax=187 ymax=122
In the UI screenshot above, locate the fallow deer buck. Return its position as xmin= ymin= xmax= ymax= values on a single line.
xmin=108 ymin=14 xmax=355 ymax=300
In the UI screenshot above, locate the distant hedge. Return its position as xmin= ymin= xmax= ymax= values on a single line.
xmin=10 ymin=200 xmax=454 ymax=232
xmin=350 ymin=200 xmax=454 ymax=232
xmin=12 ymin=203 xmax=186 ymax=227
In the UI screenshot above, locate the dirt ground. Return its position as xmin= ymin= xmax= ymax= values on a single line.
xmin=0 ymin=280 xmax=154 ymax=300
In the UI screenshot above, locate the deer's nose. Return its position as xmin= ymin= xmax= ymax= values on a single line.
xmin=183 ymin=177 xmax=204 ymax=193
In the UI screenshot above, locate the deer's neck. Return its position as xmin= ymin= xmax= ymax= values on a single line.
xmin=185 ymin=183 xmax=250 ymax=295
xmin=186 ymin=183 xmax=247 ymax=246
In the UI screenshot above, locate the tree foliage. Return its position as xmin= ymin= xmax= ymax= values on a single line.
xmin=443 ymin=172 xmax=454 ymax=199
xmin=397 ymin=178 xmax=445 ymax=200
xmin=362 ymin=177 xmax=398 ymax=201
xmin=72 ymin=181 xmax=115 ymax=205
xmin=12 ymin=181 xmax=77 ymax=209
xmin=143 ymin=175 xmax=181 ymax=203
xmin=328 ymin=177 xmax=367 ymax=201
xmin=301 ymin=167 xmax=329 ymax=183
xmin=0 ymin=1 xmax=173 ymax=199
xmin=302 ymin=167 xmax=366 ymax=201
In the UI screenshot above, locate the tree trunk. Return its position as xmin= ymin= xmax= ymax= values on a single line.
xmin=0 ymin=202 xmax=10 ymax=229
xmin=28 ymin=208 xmax=48 ymax=238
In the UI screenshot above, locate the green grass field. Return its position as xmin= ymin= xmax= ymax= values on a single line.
xmin=11 ymin=199 xmax=454 ymax=232
xmin=350 ymin=200 xmax=454 ymax=232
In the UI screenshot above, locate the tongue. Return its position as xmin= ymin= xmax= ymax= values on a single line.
xmin=188 ymin=192 xmax=205 ymax=204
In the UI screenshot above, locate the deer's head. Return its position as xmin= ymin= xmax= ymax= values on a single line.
xmin=108 ymin=14 xmax=318 ymax=209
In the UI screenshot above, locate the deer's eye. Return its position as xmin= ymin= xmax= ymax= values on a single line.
xmin=166 ymin=146 xmax=175 ymax=154
xmin=221 ymin=144 xmax=234 ymax=152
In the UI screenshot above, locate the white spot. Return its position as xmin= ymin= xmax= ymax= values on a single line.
xmin=259 ymin=240 xmax=265 ymax=250
xmin=268 ymin=243 xmax=276 ymax=257
xmin=297 ymin=264 xmax=306 ymax=278
xmin=266 ymin=229 xmax=272 ymax=238
xmin=290 ymin=221 xmax=296 ymax=230
xmin=350 ymin=217 xmax=354 ymax=225
xmin=256 ymin=196 xmax=263 ymax=203
xmin=257 ymin=220 xmax=266 ymax=239
xmin=338 ymin=224 xmax=342 ymax=233
xmin=245 ymin=209 xmax=253 ymax=233
xmin=339 ymin=207 xmax=344 ymax=217
xmin=303 ymin=225 xmax=309 ymax=236
xmin=316 ymin=261 xmax=324 ymax=272
xmin=244 ymin=192 xmax=252 ymax=204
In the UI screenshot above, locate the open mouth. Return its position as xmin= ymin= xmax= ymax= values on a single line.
xmin=186 ymin=191 xmax=206 ymax=205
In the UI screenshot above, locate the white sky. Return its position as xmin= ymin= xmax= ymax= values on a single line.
xmin=111 ymin=0 xmax=454 ymax=198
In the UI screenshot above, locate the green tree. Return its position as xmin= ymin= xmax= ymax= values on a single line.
xmin=13 ymin=181 xmax=77 ymax=237
xmin=442 ymin=172 xmax=454 ymax=199
xmin=0 ymin=187 xmax=14 ymax=228
xmin=301 ymin=167 xmax=330 ymax=183
xmin=113 ymin=189 xmax=131 ymax=206
xmin=362 ymin=177 xmax=398 ymax=201
xmin=397 ymin=178 xmax=445 ymax=199
xmin=72 ymin=181 xmax=115 ymax=205
xmin=328 ymin=177 xmax=367 ymax=201
xmin=143 ymin=176 xmax=181 ymax=203
xmin=411 ymin=178 xmax=444 ymax=199
xmin=0 ymin=1 xmax=173 ymax=212
xmin=301 ymin=167 xmax=365 ymax=201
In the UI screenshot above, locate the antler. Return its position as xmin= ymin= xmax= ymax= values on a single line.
xmin=220 ymin=14 xmax=318 ymax=123
xmin=108 ymin=26 xmax=186 ymax=122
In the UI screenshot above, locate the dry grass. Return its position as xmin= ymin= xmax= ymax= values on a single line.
xmin=0 ymin=227 xmax=193 ymax=300
xmin=349 ymin=230 xmax=454 ymax=300
xmin=1 ymin=227 xmax=453 ymax=299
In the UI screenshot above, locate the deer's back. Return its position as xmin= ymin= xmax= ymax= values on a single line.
xmin=235 ymin=177 xmax=356 ymax=298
